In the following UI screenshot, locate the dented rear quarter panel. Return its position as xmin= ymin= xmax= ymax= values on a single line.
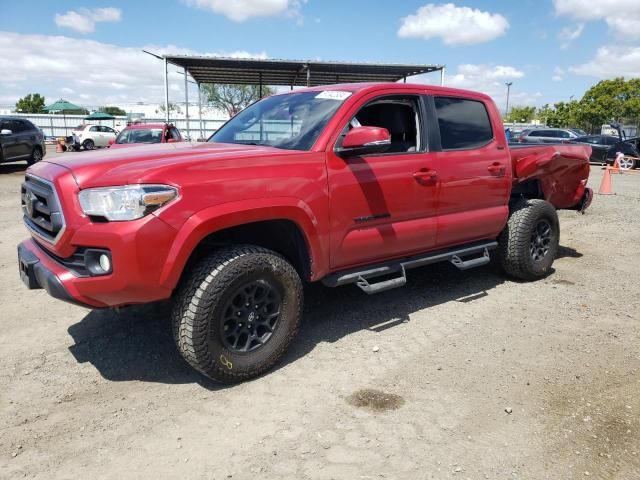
xmin=510 ymin=144 xmax=591 ymax=209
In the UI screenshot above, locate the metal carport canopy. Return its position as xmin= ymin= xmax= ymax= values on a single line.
xmin=163 ymin=55 xmax=445 ymax=87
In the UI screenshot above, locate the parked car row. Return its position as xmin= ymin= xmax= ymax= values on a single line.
xmin=515 ymin=127 xmax=639 ymax=169
xmin=66 ymin=122 xmax=184 ymax=151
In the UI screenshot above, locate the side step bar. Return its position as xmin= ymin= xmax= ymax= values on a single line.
xmin=322 ymin=241 xmax=497 ymax=294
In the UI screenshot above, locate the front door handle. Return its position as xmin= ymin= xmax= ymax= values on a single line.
xmin=413 ymin=169 xmax=437 ymax=185
xmin=487 ymin=162 xmax=506 ymax=175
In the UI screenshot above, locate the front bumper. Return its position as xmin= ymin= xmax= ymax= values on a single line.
xmin=18 ymin=213 xmax=177 ymax=308
xmin=18 ymin=241 xmax=90 ymax=308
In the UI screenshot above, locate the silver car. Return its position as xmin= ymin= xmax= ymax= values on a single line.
xmin=519 ymin=128 xmax=582 ymax=144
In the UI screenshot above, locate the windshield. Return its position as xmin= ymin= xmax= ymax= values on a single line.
xmin=116 ymin=128 xmax=164 ymax=144
xmin=209 ymin=91 xmax=350 ymax=151
xmin=571 ymin=128 xmax=587 ymax=136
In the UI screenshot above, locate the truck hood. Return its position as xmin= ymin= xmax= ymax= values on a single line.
xmin=43 ymin=142 xmax=298 ymax=188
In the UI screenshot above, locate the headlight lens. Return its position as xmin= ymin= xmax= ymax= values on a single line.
xmin=78 ymin=184 xmax=178 ymax=221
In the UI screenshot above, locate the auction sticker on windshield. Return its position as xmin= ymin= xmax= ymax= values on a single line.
xmin=315 ymin=91 xmax=352 ymax=101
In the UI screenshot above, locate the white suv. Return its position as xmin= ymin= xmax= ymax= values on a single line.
xmin=70 ymin=124 xmax=118 ymax=150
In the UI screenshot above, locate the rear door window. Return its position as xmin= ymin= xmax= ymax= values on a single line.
xmin=10 ymin=120 xmax=26 ymax=133
xmin=434 ymin=97 xmax=493 ymax=150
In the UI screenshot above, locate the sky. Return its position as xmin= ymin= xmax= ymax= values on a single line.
xmin=1 ymin=0 xmax=639 ymax=113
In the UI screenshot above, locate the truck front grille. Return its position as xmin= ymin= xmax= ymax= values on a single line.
xmin=21 ymin=175 xmax=66 ymax=244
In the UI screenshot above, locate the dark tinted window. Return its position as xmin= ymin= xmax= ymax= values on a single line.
xmin=10 ymin=120 xmax=27 ymax=132
xmin=170 ymin=127 xmax=181 ymax=140
xmin=434 ymin=97 xmax=493 ymax=150
xmin=90 ymin=126 xmax=99 ymax=132
xmin=557 ymin=130 xmax=571 ymax=138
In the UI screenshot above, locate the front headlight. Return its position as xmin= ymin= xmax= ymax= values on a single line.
xmin=78 ymin=184 xmax=178 ymax=221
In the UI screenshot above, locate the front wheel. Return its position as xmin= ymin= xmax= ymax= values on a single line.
xmin=172 ymin=245 xmax=303 ymax=383
xmin=82 ymin=139 xmax=94 ymax=151
xmin=495 ymin=199 xmax=560 ymax=280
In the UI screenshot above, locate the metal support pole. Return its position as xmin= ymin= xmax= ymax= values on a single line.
xmin=440 ymin=67 xmax=445 ymax=86
xmin=183 ymin=67 xmax=190 ymax=139
xmin=163 ymin=57 xmax=170 ymax=123
xmin=198 ymin=82 xmax=203 ymax=141
xmin=403 ymin=77 xmax=406 ymax=84
xmin=505 ymin=82 xmax=513 ymax=118
xmin=306 ymin=67 xmax=310 ymax=87
xmin=259 ymin=72 xmax=263 ymax=98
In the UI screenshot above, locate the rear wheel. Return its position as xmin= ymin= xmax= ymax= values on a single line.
xmin=82 ymin=139 xmax=94 ymax=151
xmin=27 ymin=146 xmax=42 ymax=166
xmin=496 ymin=199 xmax=560 ymax=280
xmin=172 ymin=245 xmax=303 ymax=383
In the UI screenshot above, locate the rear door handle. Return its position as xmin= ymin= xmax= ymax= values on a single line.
xmin=413 ymin=169 xmax=437 ymax=184
xmin=487 ymin=162 xmax=506 ymax=175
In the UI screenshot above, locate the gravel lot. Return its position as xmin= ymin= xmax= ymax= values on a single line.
xmin=1 ymin=151 xmax=639 ymax=479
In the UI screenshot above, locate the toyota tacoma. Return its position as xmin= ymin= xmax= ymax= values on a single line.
xmin=18 ymin=83 xmax=593 ymax=383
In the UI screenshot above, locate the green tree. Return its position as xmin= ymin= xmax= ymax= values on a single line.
xmin=15 ymin=93 xmax=45 ymax=113
xmin=101 ymin=106 xmax=126 ymax=116
xmin=202 ymin=84 xmax=275 ymax=117
xmin=536 ymin=100 xmax=583 ymax=129
xmin=505 ymin=106 xmax=536 ymax=123
xmin=577 ymin=77 xmax=640 ymax=131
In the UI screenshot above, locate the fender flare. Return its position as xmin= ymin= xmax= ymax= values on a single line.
xmin=158 ymin=197 xmax=328 ymax=289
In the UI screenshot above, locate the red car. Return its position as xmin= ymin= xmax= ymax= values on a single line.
xmin=108 ymin=123 xmax=183 ymax=148
xmin=18 ymin=83 xmax=592 ymax=383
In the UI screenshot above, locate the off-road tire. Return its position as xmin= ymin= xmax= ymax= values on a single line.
xmin=496 ymin=199 xmax=559 ymax=281
xmin=172 ymin=245 xmax=303 ymax=383
xmin=27 ymin=146 xmax=42 ymax=166
xmin=82 ymin=139 xmax=95 ymax=150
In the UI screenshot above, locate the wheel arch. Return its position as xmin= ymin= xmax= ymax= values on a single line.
xmin=510 ymin=179 xmax=543 ymax=206
xmin=159 ymin=200 xmax=328 ymax=290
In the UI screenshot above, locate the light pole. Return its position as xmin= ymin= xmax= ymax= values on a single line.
xmin=142 ymin=49 xmax=169 ymax=123
xmin=505 ymin=82 xmax=513 ymax=119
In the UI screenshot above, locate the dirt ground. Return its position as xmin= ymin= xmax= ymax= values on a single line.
xmin=1 ymin=150 xmax=639 ymax=480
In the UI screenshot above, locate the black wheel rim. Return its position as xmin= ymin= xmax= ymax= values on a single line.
xmin=530 ymin=219 xmax=552 ymax=262
xmin=220 ymin=279 xmax=282 ymax=353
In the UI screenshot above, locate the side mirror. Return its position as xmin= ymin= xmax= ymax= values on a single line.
xmin=336 ymin=126 xmax=391 ymax=157
xmin=0 ymin=129 xmax=12 ymax=136
xmin=167 ymin=138 xmax=177 ymax=143
xmin=108 ymin=138 xmax=115 ymax=146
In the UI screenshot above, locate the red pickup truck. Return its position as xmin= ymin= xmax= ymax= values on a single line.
xmin=18 ymin=83 xmax=592 ymax=383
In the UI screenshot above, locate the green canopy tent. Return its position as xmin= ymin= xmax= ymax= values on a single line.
xmin=43 ymin=99 xmax=83 ymax=113
xmin=43 ymin=99 xmax=85 ymax=136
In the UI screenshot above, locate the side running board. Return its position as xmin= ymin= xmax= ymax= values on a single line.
xmin=322 ymin=241 xmax=497 ymax=295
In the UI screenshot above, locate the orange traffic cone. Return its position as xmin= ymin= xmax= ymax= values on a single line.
xmin=598 ymin=167 xmax=614 ymax=195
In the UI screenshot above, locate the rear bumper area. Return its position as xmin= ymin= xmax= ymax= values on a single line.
xmin=18 ymin=241 xmax=91 ymax=308
xmin=569 ymin=187 xmax=593 ymax=214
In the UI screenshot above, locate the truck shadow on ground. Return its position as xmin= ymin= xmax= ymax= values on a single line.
xmin=0 ymin=162 xmax=28 ymax=175
xmin=66 ymin=249 xmax=575 ymax=389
